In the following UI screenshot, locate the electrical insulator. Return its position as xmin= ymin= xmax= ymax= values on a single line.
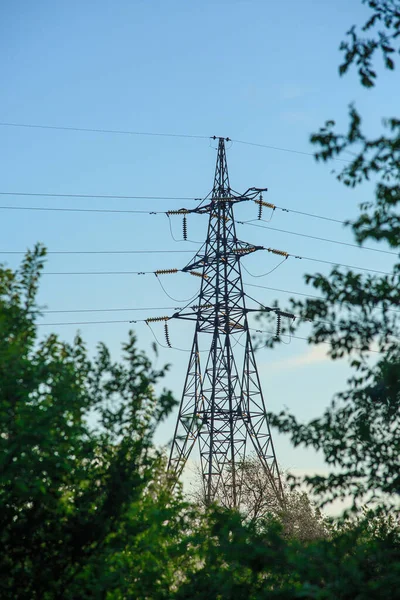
xmin=166 ymin=209 xmax=190 ymax=215
xmin=145 ymin=316 xmax=170 ymax=323
xmin=275 ymin=312 xmax=282 ymax=338
xmin=164 ymin=322 xmax=172 ymax=348
xmin=254 ymin=199 xmax=276 ymax=210
xmin=183 ymin=215 xmax=188 ymax=240
xmin=267 ymin=248 xmax=289 ymax=257
xmin=233 ymin=247 xmax=256 ymax=254
xmin=278 ymin=310 xmax=295 ymax=319
xmin=155 ymin=269 xmax=179 ymax=275
xmin=257 ymin=201 xmax=263 ymax=220
xmin=229 ymin=322 xmax=244 ymax=329
xmin=189 ymin=271 xmax=209 ymax=279
xmin=191 ymin=303 xmax=213 ymax=310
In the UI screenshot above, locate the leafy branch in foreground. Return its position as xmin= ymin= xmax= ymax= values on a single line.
xmin=256 ymin=0 xmax=400 ymax=517
xmin=339 ymin=0 xmax=400 ymax=87
xmin=0 ymin=244 xmax=199 ymax=600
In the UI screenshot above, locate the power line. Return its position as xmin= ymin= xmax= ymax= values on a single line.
xmin=239 ymin=220 xmax=399 ymax=257
xmin=40 ymin=305 xmax=179 ymax=314
xmin=245 ymin=281 xmax=400 ymax=314
xmin=0 ymin=192 xmax=348 ymax=226
xmin=2 ymin=250 xmax=195 ymax=255
xmin=33 ymin=249 xmax=391 ymax=275
xmin=1 ymin=206 xmax=397 ymax=258
xmin=42 ymin=269 xmax=174 ymax=275
xmin=37 ymin=249 xmax=193 ymax=256
xmin=37 ymin=319 xmax=139 ymax=326
xmin=292 ymin=254 xmax=390 ymax=275
xmin=0 ymin=192 xmax=199 ymax=201
xmin=0 ymin=205 xmax=166 ymax=215
xmin=0 ymin=199 xmax=392 ymax=260
xmin=42 ymin=285 xmax=398 ymax=315
xmin=231 ymin=138 xmax=351 ymax=163
xmin=0 ymin=192 xmax=366 ymax=229
xmin=1 ymin=243 xmax=390 ymax=274
xmin=35 ymin=316 xmax=384 ymax=355
xmin=248 ymin=299 xmax=400 ymax=344
xmin=0 ymin=121 xmax=209 ymax=140
xmin=274 ymin=205 xmax=345 ymax=225
xmin=0 ymin=121 xmax=348 ymax=162
xmin=248 ymin=327 xmax=383 ymax=354
xmin=0 ymin=203 xmax=347 ymax=226
xmin=60 ymin=286 xmax=392 ymax=346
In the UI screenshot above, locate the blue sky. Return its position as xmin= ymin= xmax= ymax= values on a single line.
xmin=1 ymin=1 xmax=397 ymax=493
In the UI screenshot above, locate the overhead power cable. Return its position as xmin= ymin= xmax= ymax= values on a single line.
xmin=291 ymin=254 xmax=390 ymax=275
xmin=0 ymin=121 xmax=346 ymax=162
xmin=2 ymin=206 xmax=396 ymax=257
xmin=41 ymin=286 xmax=400 ymax=316
xmin=248 ymin=299 xmax=400 ymax=343
xmin=0 ymin=193 xmax=367 ymax=228
xmin=260 ymin=247 xmax=391 ymax=275
xmin=2 ymin=250 xmax=196 ymax=256
xmin=231 ymin=138 xmax=351 ymax=163
xmin=238 ymin=221 xmax=399 ymax=257
xmin=0 ymin=192 xmax=199 ymax=201
xmin=37 ymin=319 xmax=141 ymax=326
xmin=245 ymin=281 xmax=400 ymax=315
xmin=0 ymin=243 xmax=395 ymax=271
xmin=0 ymin=241 xmax=389 ymax=275
xmin=0 ymin=205 xmax=168 ymax=215
xmin=273 ymin=205 xmax=345 ymax=225
xmin=35 ymin=316 xmax=384 ymax=355
xmin=247 ymin=327 xmax=382 ymax=354
xmin=22 ymin=249 xmax=194 ymax=256
xmin=33 ymin=248 xmax=391 ymax=275
xmin=41 ymin=306 xmax=179 ymax=314
xmin=42 ymin=269 xmax=173 ymax=275
xmin=0 ymin=121 xmax=209 ymax=140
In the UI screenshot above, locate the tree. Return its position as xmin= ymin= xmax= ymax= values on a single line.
xmin=3 ymin=5 xmax=400 ymax=597
xmin=180 ymin=6 xmax=400 ymax=595
xmin=256 ymin=0 xmax=400 ymax=516
xmin=173 ymin=501 xmax=400 ymax=600
xmin=176 ymin=8 xmax=400 ymax=595
xmin=190 ymin=457 xmax=327 ymax=542
xmin=0 ymin=245 xmax=196 ymax=599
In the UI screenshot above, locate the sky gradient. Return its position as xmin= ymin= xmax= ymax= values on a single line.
xmin=1 ymin=1 xmax=397 ymax=500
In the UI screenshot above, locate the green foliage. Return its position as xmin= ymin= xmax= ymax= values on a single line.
xmin=3 ymin=4 xmax=400 ymax=596
xmin=339 ymin=0 xmax=400 ymax=88
xmin=256 ymin=0 xmax=400 ymax=519
xmin=174 ymin=506 xmax=400 ymax=599
xmin=269 ymin=353 xmax=400 ymax=510
xmin=0 ymin=244 xmax=196 ymax=599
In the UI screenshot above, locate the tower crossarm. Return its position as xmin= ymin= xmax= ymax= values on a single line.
xmin=181 ymin=242 xmax=264 ymax=273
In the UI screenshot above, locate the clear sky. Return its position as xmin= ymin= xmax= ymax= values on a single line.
xmin=1 ymin=1 xmax=397 ymax=497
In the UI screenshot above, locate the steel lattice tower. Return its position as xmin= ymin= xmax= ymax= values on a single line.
xmin=168 ymin=137 xmax=283 ymax=507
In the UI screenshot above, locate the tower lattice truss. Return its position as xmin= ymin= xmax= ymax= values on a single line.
xmin=167 ymin=137 xmax=284 ymax=508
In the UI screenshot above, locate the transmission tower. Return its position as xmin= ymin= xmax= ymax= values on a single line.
xmin=167 ymin=137 xmax=284 ymax=508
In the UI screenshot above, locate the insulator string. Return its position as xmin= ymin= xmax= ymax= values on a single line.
xmin=275 ymin=312 xmax=282 ymax=338
xmin=183 ymin=215 xmax=188 ymax=240
xmin=166 ymin=213 xmax=201 ymax=244
xmin=145 ymin=321 xmax=208 ymax=353
xmin=164 ymin=322 xmax=172 ymax=348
